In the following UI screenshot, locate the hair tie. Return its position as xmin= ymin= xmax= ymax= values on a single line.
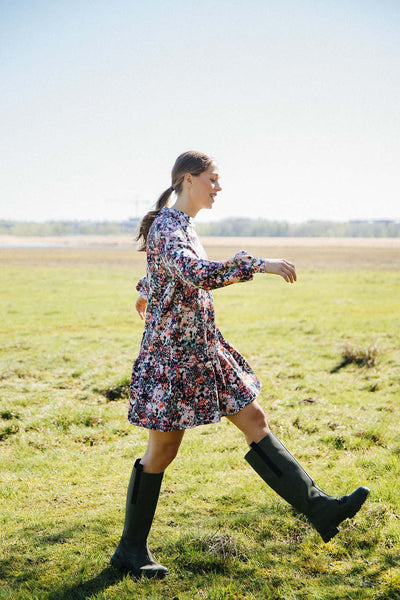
xmin=170 ymin=185 xmax=175 ymax=191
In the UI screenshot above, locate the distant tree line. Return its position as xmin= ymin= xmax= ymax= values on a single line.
xmin=0 ymin=219 xmax=139 ymax=236
xmin=197 ymin=219 xmax=400 ymax=237
xmin=0 ymin=218 xmax=399 ymax=237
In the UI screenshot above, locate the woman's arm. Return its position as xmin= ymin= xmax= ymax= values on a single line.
xmin=159 ymin=228 xmax=296 ymax=290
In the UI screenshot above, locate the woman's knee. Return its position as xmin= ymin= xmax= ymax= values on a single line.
xmin=142 ymin=430 xmax=184 ymax=472
xmin=226 ymin=401 xmax=270 ymax=444
xmin=249 ymin=402 xmax=269 ymax=429
xmin=229 ymin=400 xmax=268 ymax=428
xmin=156 ymin=441 xmax=181 ymax=464
xmin=144 ymin=445 xmax=179 ymax=472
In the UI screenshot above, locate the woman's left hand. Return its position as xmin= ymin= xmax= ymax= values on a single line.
xmin=135 ymin=295 xmax=147 ymax=320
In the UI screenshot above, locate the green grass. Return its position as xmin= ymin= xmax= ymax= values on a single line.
xmin=1 ymin=247 xmax=399 ymax=600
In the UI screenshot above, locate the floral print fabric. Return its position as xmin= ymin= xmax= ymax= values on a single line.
xmin=128 ymin=206 xmax=267 ymax=431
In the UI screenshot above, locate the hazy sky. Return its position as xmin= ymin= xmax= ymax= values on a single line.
xmin=1 ymin=0 xmax=399 ymax=223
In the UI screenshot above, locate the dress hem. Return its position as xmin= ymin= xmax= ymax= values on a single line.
xmin=128 ymin=391 xmax=258 ymax=432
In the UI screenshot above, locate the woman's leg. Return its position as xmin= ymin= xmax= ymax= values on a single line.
xmin=226 ymin=400 xmax=270 ymax=445
xmin=111 ymin=429 xmax=185 ymax=577
xmin=227 ymin=400 xmax=369 ymax=543
xmin=141 ymin=429 xmax=185 ymax=473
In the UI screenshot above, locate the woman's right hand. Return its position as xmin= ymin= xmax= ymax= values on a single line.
xmin=265 ymin=258 xmax=297 ymax=283
xmin=135 ymin=295 xmax=147 ymax=320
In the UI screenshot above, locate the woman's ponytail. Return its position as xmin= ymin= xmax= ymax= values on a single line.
xmin=136 ymin=186 xmax=174 ymax=252
xmin=136 ymin=151 xmax=213 ymax=252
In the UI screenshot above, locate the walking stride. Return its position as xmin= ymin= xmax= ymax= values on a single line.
xmin=110 ymin=151 xmax=370 ymax=578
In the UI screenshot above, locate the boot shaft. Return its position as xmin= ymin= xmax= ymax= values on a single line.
xmin=245 ymin=433 xmax=320 ymax=513
xmin=122 ymin=458 xmax=164 ymax=542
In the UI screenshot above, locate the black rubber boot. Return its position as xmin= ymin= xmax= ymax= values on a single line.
xmin=245 ymin=433 xmax=370 ymax=542
xmin=110 ymin=458 xmax=168 ymax=577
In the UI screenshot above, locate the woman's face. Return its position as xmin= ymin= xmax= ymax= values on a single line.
xmin=187 ymin=163 xmax=222 ymax=210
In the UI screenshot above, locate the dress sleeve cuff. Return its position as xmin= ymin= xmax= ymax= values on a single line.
xmin=136 ymin=278 xmax=148 ymax=299
xmin=253 ymin=257 xmax=267 ymax=273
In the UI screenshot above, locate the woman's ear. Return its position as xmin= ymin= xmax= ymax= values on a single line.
xmin=183 ymin=173 xmax=192 ymax=186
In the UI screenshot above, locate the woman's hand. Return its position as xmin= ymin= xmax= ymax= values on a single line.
xmin=135 ymin=295 xmax=147 ymax=320
xmin=265 ymin=259 xmax=297 ymax=283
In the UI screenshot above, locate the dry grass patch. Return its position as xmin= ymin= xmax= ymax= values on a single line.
xmin=332 ymin=343 xmax=379 ymax=372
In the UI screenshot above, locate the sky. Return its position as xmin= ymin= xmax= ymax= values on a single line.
xmin=1 ymin=0 xmax=399 ymax=224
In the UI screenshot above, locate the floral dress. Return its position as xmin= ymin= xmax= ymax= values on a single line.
xmin=128 ymin=206 xmax=267 ymax=431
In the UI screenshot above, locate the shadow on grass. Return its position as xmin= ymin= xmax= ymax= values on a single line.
xmin=0 ymin=522 xmax=133 ymax=599
xmin=96 ymin=376 xmax=130 ymax=401
xmin=47 ymin=566 xmax=126 ymax=600
xmin=0 ymin=558 xmax=127 ymax=600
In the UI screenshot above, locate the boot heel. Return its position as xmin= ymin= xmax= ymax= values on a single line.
xmin=320 ymin=525 xmax=339 ymax=543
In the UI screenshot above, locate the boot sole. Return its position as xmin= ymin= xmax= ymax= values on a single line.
xmin=319 ymin=486 xmax=370 ymax=543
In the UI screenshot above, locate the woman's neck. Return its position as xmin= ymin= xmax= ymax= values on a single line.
xmin=170 ymin=196 xmax=199 ymax=218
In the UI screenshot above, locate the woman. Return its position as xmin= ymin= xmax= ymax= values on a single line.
xmin=111 ymin=151 xmax=369 ymax=578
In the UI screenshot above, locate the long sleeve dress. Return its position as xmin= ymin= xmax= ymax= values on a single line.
xmin=128 ymin=206 xmax=267 ymax=432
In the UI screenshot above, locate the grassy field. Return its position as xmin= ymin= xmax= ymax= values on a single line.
xmin=1 ymin=242 xmax=399 ymax=600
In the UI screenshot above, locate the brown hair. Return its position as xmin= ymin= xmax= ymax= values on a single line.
xmin=136 ymin=150 xmax=213 ymax=251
